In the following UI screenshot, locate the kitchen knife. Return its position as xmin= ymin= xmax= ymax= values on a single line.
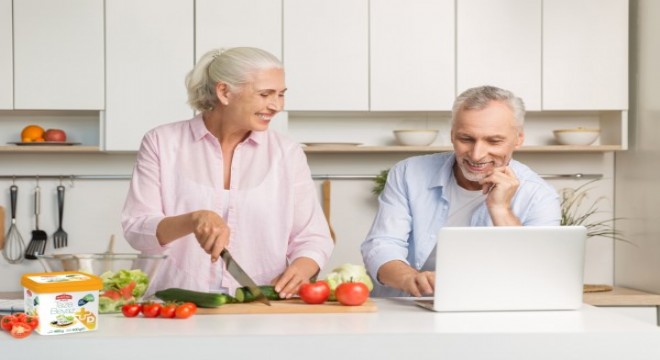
xmin=220 ymin=249 xmax=271 ymax=306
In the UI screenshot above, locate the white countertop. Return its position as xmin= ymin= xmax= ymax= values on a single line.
xmin=3 ymin=298 xmax=660 ymax=360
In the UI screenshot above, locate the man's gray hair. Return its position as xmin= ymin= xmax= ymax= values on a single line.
xmin=451 ymin=85 xmax=525 ymax=128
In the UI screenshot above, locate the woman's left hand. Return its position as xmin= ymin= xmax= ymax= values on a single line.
xmin=271 ymin=257 xmax=320 ymax=299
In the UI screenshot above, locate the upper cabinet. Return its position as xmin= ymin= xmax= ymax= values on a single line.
xmin=196 ymin=0 xmax=282 ymax=60
xmin=284 ymin=0 xmax=369 ymax=111
xmin=457 ymin=0 xmax=542 ymax=110
xmin=543 ymin=0 xmax=628 ymax=110
xmin=370 ymin=0 xmax=455 ymax=111
xmin=0 ymin=0 xmax=12 ymax=110
xmin=104 ymin=0 xmax=194 ymax=151
xmin=13 ymin=0 xmax=104 ymax=110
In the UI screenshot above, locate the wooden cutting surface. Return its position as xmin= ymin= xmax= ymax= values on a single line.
xmin=197 ymin=298 xmax=377 ymax=314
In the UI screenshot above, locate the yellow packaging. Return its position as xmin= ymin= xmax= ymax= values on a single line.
xmin=21 ymin=271 xmax=102 ymax=335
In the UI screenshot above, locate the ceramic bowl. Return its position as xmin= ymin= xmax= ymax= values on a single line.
xmin=393 ymin=130 xmax=439 ymax=146
xmin=553 ymin=128 xmax=600 ymax=146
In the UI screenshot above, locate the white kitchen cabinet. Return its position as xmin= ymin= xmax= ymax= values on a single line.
xmin=104 ymin=0 xmax=194 ymax=151
xmin=457 ymin=0 xmax=542 ymax=111
xmin=283 ymin=0 xmax=369 ymax=111
xmin=370 ymin=0 xmax=454 ymax=111
xmin=196 ymin=0 xmax=281 ymax=60
xmin=543 ymin=0 xmax=628 ymax=110
xmin=13 ymin=0 xmax=104 ymax=110
xmin=0 ymin=0 xmax=11 ymax=110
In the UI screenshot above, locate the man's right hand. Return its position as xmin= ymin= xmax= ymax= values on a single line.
xmin=377 ymin=260 xmax=435 ymax=297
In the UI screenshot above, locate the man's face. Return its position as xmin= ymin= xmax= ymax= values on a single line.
xmin=451 ymin=100 xmax=524 ymax=190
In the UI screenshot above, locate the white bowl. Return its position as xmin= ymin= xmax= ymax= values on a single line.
xmin=393 ymin=130 xmax=439 ymax=146
xmin=553 ymin=128 xmax=600 ymax=145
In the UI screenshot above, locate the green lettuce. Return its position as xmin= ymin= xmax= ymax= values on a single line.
xmin=324 ymin=263 xmax=374 ymax=300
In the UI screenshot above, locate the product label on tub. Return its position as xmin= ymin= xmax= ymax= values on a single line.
xmin=22 ymin=271 xmax=102 ymax=336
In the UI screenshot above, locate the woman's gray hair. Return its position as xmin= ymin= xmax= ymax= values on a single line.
xmin=185 ymin=47 xmax=283 ymax=112
xmin=451 ymin=85 xmax=526 ymax=128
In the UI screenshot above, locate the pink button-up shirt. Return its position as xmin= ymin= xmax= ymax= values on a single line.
xmin=121 ymin=115 xmax=334 ymax=295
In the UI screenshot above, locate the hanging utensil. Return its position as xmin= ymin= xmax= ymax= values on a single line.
xmin=0 ymin=206 xmax=5 ymax=250
xmin=25 ymin=184 xmax=48 ymax=260
xmin=53 ymin=185 xmax=68 ymax=248
xmin=2 ymin=185 xmax=25 ymax=264
xmin=322 ymin=180 xmax=336 ymax=243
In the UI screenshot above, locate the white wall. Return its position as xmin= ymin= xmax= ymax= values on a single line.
xmin=614 ymin=0 xmax=660 ymax=291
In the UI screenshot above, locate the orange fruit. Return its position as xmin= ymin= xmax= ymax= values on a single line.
xmin=21 ymin=125 xmax=45 ymax=141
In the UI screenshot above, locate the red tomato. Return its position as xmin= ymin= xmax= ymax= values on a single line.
xmin=335 ymin=282 xmax=370 ymax=306
xmin=141 ymin=302 xmax=162 ymax=318
xmin=9 ymin=322 xmax=32 ymax=339
xmin=299 ymin=281 xmax=331 ymax=304
xmin=24 ymin=315 xmax=39 ymax=330
xmin=1 ymin=315 xmax=15 ymax=331
xmin=160 ymin=303 xmax=177 ymax=318
xmin=12 ymin=312 xmax=27 ymax=322
xmin=174 ymin=303 xmax=197 ymax=319
xmin=121 ymin=303 xmax=142 ymax=318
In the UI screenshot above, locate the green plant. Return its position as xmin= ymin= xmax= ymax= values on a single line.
xmin=560 ymin=180 xmax=630 ymax=244
xmin=372 ymin=169 xmax=389 ymax=196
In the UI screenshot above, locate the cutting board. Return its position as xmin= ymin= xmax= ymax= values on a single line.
xmin=197 ymin=299 xmax=377 ymax=315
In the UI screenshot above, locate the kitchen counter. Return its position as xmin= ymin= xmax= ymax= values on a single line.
xmin=2 ymin=298 xmax=660 ymax=360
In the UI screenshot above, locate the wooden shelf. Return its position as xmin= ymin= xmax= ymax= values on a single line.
xmin=302 ymin=145 xmax=623 ymax=154
xmin=0 ymin=145 xmax=100 ymax=153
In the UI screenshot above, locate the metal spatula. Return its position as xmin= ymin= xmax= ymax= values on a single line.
xmin=25 ymin=185 xmax=48 ymax=260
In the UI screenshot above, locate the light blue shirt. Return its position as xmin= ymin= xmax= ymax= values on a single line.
xmin=361 ymin=152 xmax=561 ymax=297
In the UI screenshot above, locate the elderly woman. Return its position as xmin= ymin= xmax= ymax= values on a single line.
xmin=122 ymin=47 xmax=333 ymax=298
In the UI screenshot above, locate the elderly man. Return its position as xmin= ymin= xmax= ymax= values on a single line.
xmin=361 ymin=85 xmax=561 ymax=297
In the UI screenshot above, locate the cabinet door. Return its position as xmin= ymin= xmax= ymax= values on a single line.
xmin=543 ymin=0 xmax=628 ymax=110
xmin=196 ymin=0 xmax=281 ymax=60
xmin=370 ymin=0 xmax=454 ymax=111
xmin=283 ymin=0 xmax=369 ymax=111
xmin=13 ymin=0 xmax=104 ymax=110
xmin=105 ymin=0 xmax=194 ymax=151
xmin=457 ymin=0 xmax=541 ymax=110
xmin=0 ymin=0 xmax=11 ymax=109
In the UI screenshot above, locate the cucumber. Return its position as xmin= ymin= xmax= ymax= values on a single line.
xmin=155 ymin=288 xmax=237 ymax=308
xmin=235 ymin=286 xmax=281 ymax=302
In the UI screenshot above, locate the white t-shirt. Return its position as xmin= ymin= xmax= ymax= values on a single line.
xmin=422 ymin=173 xmax=487 ymax=271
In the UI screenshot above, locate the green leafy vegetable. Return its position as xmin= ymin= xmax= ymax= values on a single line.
xmin=98 ymin=269 xmax=150 ymax=313
xmin=324 ymin=263 xmax=373 ymax=301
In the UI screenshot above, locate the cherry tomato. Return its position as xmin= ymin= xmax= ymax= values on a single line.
xmin=121 ymin=303 xmax=142 ymax=318
xmin=24 ymin=315 xmax=39 ymax=330
xmin=174 ymin=303 xmax=196 ymax=319
xmin=141 ymin=302 xmax=162 ymax=318
xmin=1 ymin=315 xmax=15 ymax=331
xmin=335 ymin=282 xmax=370 ymax=306
xmin=12 ymin=312 xmax=27 ymax=322
xmin=299 ymin=281 xmax=331 ymax=304
xmin=9 ymin=322 xmax=32 ymax=339
xmin=160 ymin=303 xmax=177 ymax=318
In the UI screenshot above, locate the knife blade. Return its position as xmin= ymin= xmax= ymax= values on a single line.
xmin=220 ymin=249 xmax=271 ymax=306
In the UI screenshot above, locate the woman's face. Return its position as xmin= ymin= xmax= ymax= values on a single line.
xmin=225 ymin=68 xmax=286 ymax=132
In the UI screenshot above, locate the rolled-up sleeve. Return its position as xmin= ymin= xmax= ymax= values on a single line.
xmin=121 ymin=132 xmax=167 ymax=253
xmin=287 ymin=148 xmax=334 ymax=269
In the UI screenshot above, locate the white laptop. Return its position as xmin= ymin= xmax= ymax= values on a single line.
xmin=416 ymin=226 xmax=586 ymax=312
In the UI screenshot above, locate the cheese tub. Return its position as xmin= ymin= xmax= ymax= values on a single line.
xmin=21 ymin=271 xmax=103 ymax=335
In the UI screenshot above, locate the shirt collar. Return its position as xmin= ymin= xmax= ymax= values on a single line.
xmin=430 ymin=152 xmax=457 ymax=189
xmin=189 ymin=113 xmax=265 ymax=145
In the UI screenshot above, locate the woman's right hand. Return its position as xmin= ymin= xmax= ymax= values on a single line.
xmin=191 ymin=210 xmax=230 ymax=262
